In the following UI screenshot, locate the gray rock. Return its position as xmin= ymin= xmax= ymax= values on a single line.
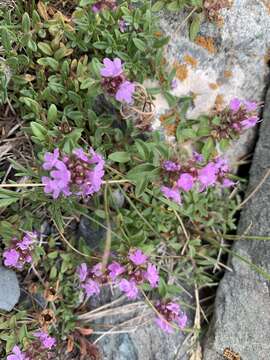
xmin=0 ymin=267 xmax=20 ymax=311
xmin=78 ymin=216 xmax=106 ymax=250
xmin=203 ymin=85 xmax=270 ymax=359
xmin=88 ymin=287 xmax=192 ymax=360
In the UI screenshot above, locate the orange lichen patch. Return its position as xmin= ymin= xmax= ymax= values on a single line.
xmin=173 ymin=61 xmax=188 ymax=81
xmin=195 ymin=36 xmax=217 ymax=54
xmin=214 ymin=94 xmax=224 ymax=112
xmin=204 ymin=0 xmax=233 ymax=26
xmin=224 ymin=70 xmax=233 ymax=78
xmin=154 ymin=31 xmax=163 ymax=37
xmin=160 ymin=110 xmax=180 ymax=136
xmin=260 ymin=0 xmax=270 ymax=15
xmin=183 ymin=54 xmax=198 ymax=68
xmin=209 ymin=83 xmax=219 ymax=90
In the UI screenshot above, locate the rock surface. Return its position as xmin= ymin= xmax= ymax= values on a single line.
xmin=0 ymin=267 xmax=20 ymax=311
xmin=87 ymin=287 xmax=192 ymax=360
xmin=148 ymin=0 xmax=270 ymax=164
xmin=203 ymin=85 xmax=270 ymax=359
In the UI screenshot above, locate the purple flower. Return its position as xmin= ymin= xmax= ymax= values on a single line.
xmin=166 ymin=302 xmax=180 ymax=314
xmin=3 ymin=248 xmax=20 ymax=268
xmin=155 ymin=316 xmax=174 ymax=334
xmin=177 ymin=173 xmax=194 ymax=192
xmin=82 ymin=279 xmax=100 ymax=297
xmin=115 ymin=80 xmax=135 ymax=104
xmin=229 ymin=98 xmax=241 ymax=112
xmin=161 ymin=186 xmax=181 ymax=204
xmin=100 ymin=58 xmax=123 ymax=78
xmin=243 ymin=100 xmax=257 ymax=112
xmin=128 ymin=249 xmax=148 ymax=266
xmin=7 ymin=346 xmax=29 ymax=360
xmin=144 ymin=263 xmax=159 ymax=288
xmin=171 ymin=79 xmax=178 ymax=89
xmin=34 ymin=330 xmax=56 ymax=349
xmin=42 ymin=147 xmax=104 ymax=199
xmin=42 ymin=149 xmax=60 ymax=171
xmin=17 ymin=233 xmax=35 ymax=251
xmin=77 ymin=263 xmax=88 ymax=282
xmin=198 ymin=163 xmax=217 ymax=190
xmin=192 ymin=151 xmax=204 ymax=163
xmin=108 ymin=262 xmax=125 ymax=280
xmin=91 ymin=263 xmax=103 ymax=277
xmin=163 ymin=161 xmax=181 ymax=172
xmin=240 ymin=116 xmax=258 ymax=129
xmin=119 ymin=19 xmax=128 ymax=33
xmin=222 ymin=178 xmax=235 ymax=188
xmin=118 ymin=279 xmax=139 ymax=299
xmin=176 ymin=313 xmax=188 ymax=329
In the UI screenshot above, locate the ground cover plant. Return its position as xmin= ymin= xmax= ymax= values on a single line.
xmin=0 ymin=0 xmax=264 ymax=359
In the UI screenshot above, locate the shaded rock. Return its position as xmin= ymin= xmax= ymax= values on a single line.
xmin=77 ymin=216 xmax=106 ymax=250
xmin=88 ymin=287 xmax=192 ymax=360
xmin=203 ymin=85 xmax=270 ymax=359
xmin=0 ymin=267 xmax=20 ymax=311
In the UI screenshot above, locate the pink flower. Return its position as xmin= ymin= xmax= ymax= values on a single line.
xmin=42 ymin=147 xmax=104 ymax=199
xmin=198 ymin=163 xmax=217 ymax=190
xmin=82 ymin=279 xmax=100 ymax=297
xmin=108 ymin=262 xmax=125 ymax=280
xmin=155 ymin=316 xmax=174 ymax=334
xmin=229 ymin=98 xmax=241 ymax=112
xmin=17 ymin=233 xmax=35 ymax=251
xmin=221 ymin=178 xmax=235 ymax=188
xmin=3 ymin=248 xmax=20 ymax=268
xmin=163 ymin=160 xmax=181 ymax=172
xmin=177 ymin=173 xmax=194 ymax=192
xmin=34 ymin=330 xmax=56 ymax=349
xmin=115 ymin=80 xmax=135 ymax=104
xmin=171 ymin=79 xmax=178 ymax=89
xmin=77 ymin=263 xmax=88 ymax=282
xmin=7 ymin=346 xmax=29 ymax=360
xmin=118 ymin=279 xmax=139 ymax=299
xmin=240 ymin=116 xmax=258 ymax=129
xmin=42 ymin=148 xmax=60 ymax=171
xmin=176 ymin=313 xmax=188 ymax=329
xmin=91 ymin=263 xmax=103 ymax=277
xmin=243 ymin=100 xmax=257 ymax=112
xmin=100 ymin=58 xmax=123 ymax=78
xmin=144 ymin=263 xmax=159 ymax=288
xmin=128 ymin=249 xmax=148 ymax=266
xmin=161 ymin=186 xmax=181 ymax=204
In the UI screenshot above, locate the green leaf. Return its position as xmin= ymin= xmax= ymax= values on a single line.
xmin=47 ymin=104 xmax=58 ymax=123
xmin=38 ymin=42 xmax=53 ymax=55
xmin=133 ymin=38 xmax=146 ymax=51
xmin=127 ymin=164 xmax=156 ymax=179
xmin=189 ymin=13 xmax=202 ymax=42
xmin=135 ymin=140 xmax=150 ymax=161
xmin=22 ymin=13 xmax=31 ymax=33
xmin=152 ymin=1 xmax=164 ymax=11
xmin=108 ymin=151 xmax=131 ymax=163
xmin=30 ymin=122 xmax=47 ymax=140
xmin=191 ymin=0 xmax=203 ymax=6
xmin=19 ymin=97 xmax=40 ymax=115
xmin=37 ymin=57 xmax=59 ymax=71
xmin=202 ymin=137 xmax=215 ymax=161
xmin=93 ymin=41 xmax=108 ymax=50
xmin=166 ymin=1 xmax=182 ymax=11
xmin=135 ymin=177 xmax=149 ymax=197
xmin=0 ymin=197 xmax=19 ymax=208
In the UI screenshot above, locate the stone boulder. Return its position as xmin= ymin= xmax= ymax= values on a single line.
xmin=203 ymin=84 xmax=270 ymax=359
xmin=0 ymin=267 xmax=20 ymax=312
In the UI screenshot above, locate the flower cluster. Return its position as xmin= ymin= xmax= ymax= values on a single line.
xmin=41 ymin=148 xmax=104 ymax=199
xmin=33 ymin=330 xmax=56 ymax=350
xmin=161 ymin=154 xmax=234 ymax=204
xmin=100 ymin=58 xmax=135 ymax=104
xmin=92 ymin=0 xmax=117 ymax=13
xmin=212 ymin=98 xmax=259 ymax=140
xmin=3 ymin=232 xmax=37 ymax=270
xmin=77 ymin=249 xmax=159 ymax=300
xmin=7 ymin=346 xmax=30 ymax=360
xmin=154 ymin=300 xmax=187 ymax=334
